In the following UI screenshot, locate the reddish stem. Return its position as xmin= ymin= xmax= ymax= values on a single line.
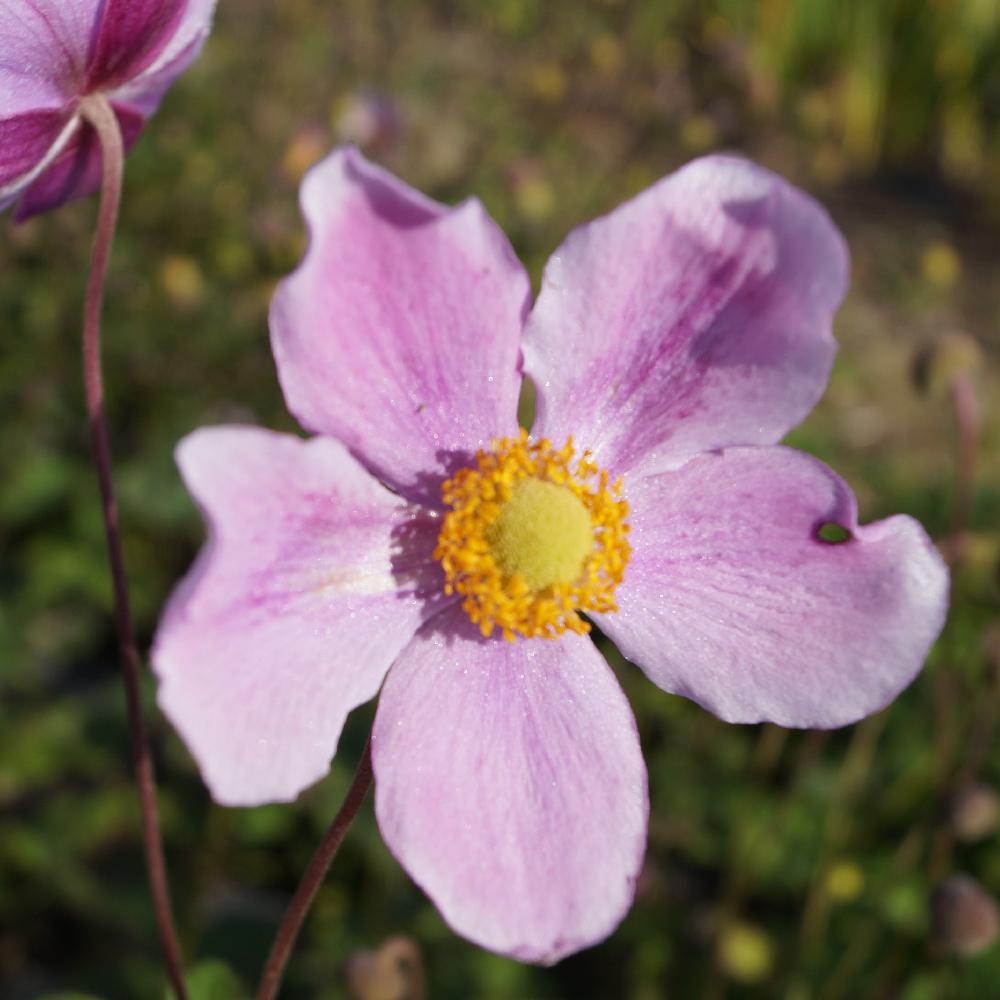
xmin=255 ymin=738 xmax=374 ymax=1000
xmin=79 ymin=94 xmax=188 ymax=1000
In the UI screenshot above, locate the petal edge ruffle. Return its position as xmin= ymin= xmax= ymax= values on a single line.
xmin=524 ymin=155 xmax=849 ymax=478
xmin=153 ymin=425 xmax=448 ymax=805
xmin=270 ymin=147 xmax=530 ymax=505
xmin=595 ymin=446 xmax=948 ymax=727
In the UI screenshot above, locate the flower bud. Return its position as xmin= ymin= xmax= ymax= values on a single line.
xmin=931 ymin=875 xmax=1000 ymax=957
xmin=345 ymin=936 xmax=425 ymax=1000
xmin=950 ymin=784 xmax=1000 ymax=843
xmin=912 ymin=331 xmax=982 ymax=397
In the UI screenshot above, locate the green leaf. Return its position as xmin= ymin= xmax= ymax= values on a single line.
xmin=172 ymin=960 xmax=248 ymax=1000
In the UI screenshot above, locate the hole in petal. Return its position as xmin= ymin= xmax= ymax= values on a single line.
xmin=816 ymin=521 xmax=852 ymax=544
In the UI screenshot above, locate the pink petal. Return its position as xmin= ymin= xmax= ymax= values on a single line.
xmin=523 ymin=156 xmax=849 ymax=478
xmin=101 ymin=0 xmax=217 ymax=118
xmin=0 ymin=109 xmax=69 ymax=190
xmin=13 ymin=101 xmax=143 ymax=221
xmin=0 ymin=1 xmax=97 ymax=112
xmin=373 ymin=606 xmax=648 ymax=963
xmin=595 ymin=447 xmax=948 ymax=727
xmin=271 ymin=147 xmax=530 ymax=505
xmin=85 ymin=0 xmax=187 ymax=91
xmin=152 ymin=426 xmax=448 ymax=806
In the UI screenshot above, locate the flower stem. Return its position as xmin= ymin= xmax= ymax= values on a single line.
xmin=256 ymin=737 xmax=374 ymax=1000
xmin=79 ymin=94 xmax=188 ymax=1000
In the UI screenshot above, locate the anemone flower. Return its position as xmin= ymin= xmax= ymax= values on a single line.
xmin=0 ymin=0 xmax=216 ymax=220
xmin=154 ymin=148 xmax=948 ymax=963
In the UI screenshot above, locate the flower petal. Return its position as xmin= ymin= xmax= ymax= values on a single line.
xmin=523 ymin=156 xmax=849 ymax=477
xmin=106 ymin=0 xmax=217 ymax=118
xmin=153 ymin=426 xmax=448 ymax=806
xmin=0 ymin=1 xmax=96 ymax=113
xmin=270 ymin=147 xmax=531 ymax=505
xmin=595 ymin=447 xmax=948 ymax=727
xmin=373 ymin=606 xmax=648 ymax=963
xmin=0 ymin=109 xmax=69 ymax=191
xmin=13 ymin=102 xmax=144 ymax=221
xmin=85 ymin=0 xmax=187 ymax=91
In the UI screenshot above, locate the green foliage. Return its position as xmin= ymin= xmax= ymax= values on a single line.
xmin=178 ymin=960 xmax=248 ymax=1000
xmin=2 ymin=1 xmax=999 ymax=998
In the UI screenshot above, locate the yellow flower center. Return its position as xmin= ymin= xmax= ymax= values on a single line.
xmin=486 ymin=479 xmax=592 ymax=590
xmin=434 ymin=430 xmax=631 ymax=641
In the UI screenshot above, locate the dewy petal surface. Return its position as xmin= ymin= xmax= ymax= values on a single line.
xmin=153 ymin=426 xmax=448 ymax=806
xmin=523 ymin=155 xmax=849 ymax=478
xmin=373 ymin=605 xmax=648 ymax=963
xmin=271 ymin=147 xmax=531 ymax=505
xmin=594 ymin=447 xmax=948 ymax=727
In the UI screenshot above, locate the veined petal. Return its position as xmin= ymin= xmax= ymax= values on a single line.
xmin=153 ymin=426 xmax=448 ymax=806
xmin=0 ymin=109 xmax=70 ymax=192
xmin=270 ymin=147 xmax=531 ymax=505
xmin=595 ymin=447 xmax=948 ymax=727
xmin=0 ymin=1 xmax=97 ymax=113
xmin=104 ymin=0 xmax=217 ymax=118
xmin=524 ymin=155 xmax=849 ymax=478
xmin=12 ymin=102 xmax=143 ymax=221
xmin=373 ymin=606 xmax=648 ymax=963
xmin=85 ymin=0 xmax=188 ymax=91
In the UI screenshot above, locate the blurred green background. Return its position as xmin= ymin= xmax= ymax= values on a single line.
xmin=2 ymin=0 xmax=999 ymax=997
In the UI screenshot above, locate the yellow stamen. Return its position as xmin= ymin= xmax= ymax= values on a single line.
xmin=434 ymin=429 xmax=631 ymax=641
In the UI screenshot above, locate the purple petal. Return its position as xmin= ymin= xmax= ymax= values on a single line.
xmin=0 ymin=109 xmax=69 ymax=189
xmin=12 ymin=101 xmax=143 ymax=221
xmin=85 ymin=0 xmax=187 ymax=91
xmin=523 ymin=156 xmax=849 ymax=478
xmin=271 ymin=147 xmax=531 ymax=505
xmin=373 ymin=606 xmax=648 ymax=963
xmin=153 ymin=426 xmax=448 ymax=806
xmin=105 ymin=0 xmax=216 ymax=118
xmin=595 ymin=447 xmax=948 ymax=727
xmin=0 ymin=1 xmax=98 ymax=113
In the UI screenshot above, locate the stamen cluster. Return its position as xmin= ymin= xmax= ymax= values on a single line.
xmin=435 ymin=429 xmax=631 ymax=641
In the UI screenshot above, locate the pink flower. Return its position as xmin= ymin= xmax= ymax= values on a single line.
xmin=153 ymin=148 xmax=948 ymax=962
xmin=0 ymin=0 xmax=216 ymax=220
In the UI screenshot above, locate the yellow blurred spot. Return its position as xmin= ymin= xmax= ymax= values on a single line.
xmin=159 ymin=256 xmax=204 ymax=311
xmin=825 ymin=861 xmax=865 ymax=902
xmin=717 ymin=922 xmax=774 ymax=983
xmin=590 ymin=34 xmax=624 ymax=76
xmin=282 ymin=127 xmax=327 ymax=183
xmin=515 ymin=174 xmax=555 ymax=221
xmin=530 ymin=64 xmax=568 ymax=102
xmin=680 ymin=114 xmax=717 ymax=151
xmin=921 ymin=240 xmax=962 ymax=289
xmin=913 ymin=330 xmax=983 ymax=398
